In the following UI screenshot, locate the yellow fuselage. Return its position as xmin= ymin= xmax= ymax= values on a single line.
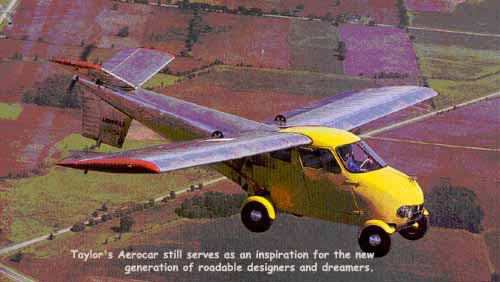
xmin=215 ymin=126 xmax=425 ymax=231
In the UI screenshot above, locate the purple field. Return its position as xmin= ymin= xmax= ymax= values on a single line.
xmin=340 ymin=24 xmax=420 ymax=84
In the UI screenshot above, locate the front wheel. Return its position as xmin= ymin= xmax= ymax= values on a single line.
xmin=358 ymin=226 xmax=391 ymax=257
xmin=399 ymin=215 xmax=428 ymax=241
xmin=241 ymin=201 xmax=273 ymax=233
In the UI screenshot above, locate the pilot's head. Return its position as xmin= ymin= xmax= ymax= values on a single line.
xmin=338 ymin=144 xmax=353 ymax=161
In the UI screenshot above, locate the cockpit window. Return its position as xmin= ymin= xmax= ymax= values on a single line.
xmin=298 ymin=147 xmax=341 ymax=173
xmin=336 ymin=141 xmax=386 ymax=173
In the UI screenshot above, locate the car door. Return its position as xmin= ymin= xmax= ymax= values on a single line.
xmin=247 ymin=149 xmax=309 ymax=215
xmin=298 ymin=146 xmax=361 ymax=223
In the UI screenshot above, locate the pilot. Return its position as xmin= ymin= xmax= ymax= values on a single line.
xmin=339 ymin=145 xmax=361 ymax=173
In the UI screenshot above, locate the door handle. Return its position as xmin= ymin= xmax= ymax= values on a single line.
xmin=343 ymin=180 xmax=359 ymax=187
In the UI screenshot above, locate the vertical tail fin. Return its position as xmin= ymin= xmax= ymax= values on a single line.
xmin=81 ymin=88 xmax=132 ymax=148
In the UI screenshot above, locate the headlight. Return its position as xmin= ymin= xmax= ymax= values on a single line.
xmin=397 ymin=206 xmax=413 ymax=218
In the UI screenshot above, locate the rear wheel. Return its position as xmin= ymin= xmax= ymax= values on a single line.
xmin=241 ymin=201 xmax=273 ymax=233
xmin=399 ymin=216 xmax=428 ymax=241
xmin=358 ymin=226 xmax=391 ymax=257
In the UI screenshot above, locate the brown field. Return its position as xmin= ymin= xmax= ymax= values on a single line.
xmin=188 ymin=0 xmax=400 ymax=25
xmin=410 ymin=29 xmax=500 ymax=50
xmin=289 ymin=20 xmax=343 ymax=74
xmin=159 ymin=66 xmax=378 ymax=121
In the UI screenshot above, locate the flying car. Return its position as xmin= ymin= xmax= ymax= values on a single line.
xmin=54 ymin=48 xmax=436 ymax=257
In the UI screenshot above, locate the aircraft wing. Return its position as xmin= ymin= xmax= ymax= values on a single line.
xmin=57 ymin=131 xmax=311 ymax=174
xmin=270 ymin=86 xmax=437 ymax=130
xmin=101 ymin=48 xmax=175 ymax=88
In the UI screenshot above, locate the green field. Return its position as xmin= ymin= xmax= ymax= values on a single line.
xmin=415 ymin=44 xmax=500 ymax=81
xmin=210 ymin=65 xmax=376 ymax=98
xmin=485 ymin=229 xmax=500 ymax=273
xmin=0 ymin=134 xmax=216 ymax=243
xmin=415 ymin=43 xmax=500 ymax=109
xmin=428 ymin=75 xmax=500 ymax=108
xmin=142 ymin=73 xmax=180 ymax=89
xmin=0 ymin=103 xmax=22 ymax=120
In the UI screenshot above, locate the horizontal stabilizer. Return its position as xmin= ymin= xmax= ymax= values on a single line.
xmin=102 ymin=48 xmax=175 ymax=88
xmin=57 ymin=131 xmax=311 ymax=174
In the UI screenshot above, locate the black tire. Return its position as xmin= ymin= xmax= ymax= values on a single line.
xmin=399 ymin=216 xmax=428 ymax=241
xmin=241 ymin=201 xmax=273 ymax=233
xmin=358 ymin=226 xmax=391 ymax=257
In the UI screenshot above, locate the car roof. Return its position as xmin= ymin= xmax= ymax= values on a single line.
xmin=280 ymin=126 xmax=361 ymax=147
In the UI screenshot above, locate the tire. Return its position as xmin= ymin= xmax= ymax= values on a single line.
xmin=358 ymin=226 xmax=391 ymax=257
xmin=241 ymin=201 xmax=273 ymax=233
xmin=399 ymin=215 xmax=428 ymax=241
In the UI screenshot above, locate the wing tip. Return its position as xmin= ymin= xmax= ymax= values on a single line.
xmin=57 ymin=159 xmax=161 ymax=174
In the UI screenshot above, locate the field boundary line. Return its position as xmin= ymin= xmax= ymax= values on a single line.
xmin=0 ymin=263 xmax=36 ymax=282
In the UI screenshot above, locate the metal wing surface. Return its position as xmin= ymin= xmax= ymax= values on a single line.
xmin=57 ymin=132 xmax=311 ymax=174
xmin=272 ymin=86 xmax=437 ymax=130
xmin=101 ymin=48 xmax=175 ymax=88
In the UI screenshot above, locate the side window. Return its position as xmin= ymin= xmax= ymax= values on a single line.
xmin=270 ymin=149 xmax=291 ymax=162
xmin=298 ymin=147 xmax=341 ymax=173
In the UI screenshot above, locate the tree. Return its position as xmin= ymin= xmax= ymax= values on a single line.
xmin=119 ymin=215 xmax=135 ymax=232
xmin=117 ymin=26 xmax=130 ymax=37
xmin=426 ymin=182 xmax=484 ymax=233
xmin=10 ymin=252 xmax=23 ymax=263
xmin=80 ymin=44 xmax=95 ymax=61
xmin=22 ymin=73 xmax=82 ymax=109
xmin=71 ymin=222 xmax=85 ymax=232
xmin=321 ymin=12 xmax=334 ymax=22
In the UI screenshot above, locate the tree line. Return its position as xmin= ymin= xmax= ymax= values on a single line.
xmin=175 ymin=191 xmax=246 ymax=218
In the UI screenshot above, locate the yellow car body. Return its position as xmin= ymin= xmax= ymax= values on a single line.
xmin=221 ymin=126 xmax=427 ymax=234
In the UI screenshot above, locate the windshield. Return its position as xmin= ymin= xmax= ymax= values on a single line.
xmin=336 ymin=141 xmax=386 ymax=173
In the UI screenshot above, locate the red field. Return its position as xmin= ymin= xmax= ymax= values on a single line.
xmin=191 ymin=12 xmax=291 ymax=69
xmin=0 ymin=105 xmax=80 ymax=175
xmin=161 ymin=83 xmax=317 ymax=122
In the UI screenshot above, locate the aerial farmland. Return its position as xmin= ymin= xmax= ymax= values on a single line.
xmin=0 ymin=0 xmax=498 ymax=281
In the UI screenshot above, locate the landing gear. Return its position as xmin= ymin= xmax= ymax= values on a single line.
xmin=241 ymin=200 xmax=273 ymax=233
xmin=358 ymin=226 xmax=391 ymax=257
xmin=399 ymin=216 xmax=428 ymax=241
